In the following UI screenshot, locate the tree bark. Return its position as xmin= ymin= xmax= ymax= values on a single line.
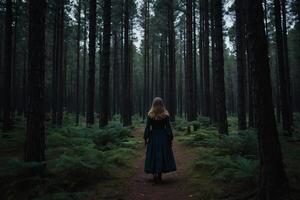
xmin=186 ymin=0 xmax=197 ymax=121
xmin=210 ymin=0 xmax=217 ymax=124
xmin=178 ymin=29 xmax=183 ymax=117
xmin=99 ymin=0 xmax=111 ymax=127
xmin=212 ymin=0 xmax=228 ymax=134
xmin=159 ymin=34 xmax=165 ymax=100
xmin=122 ymin=0 xmax=132 ymax=126
xmin=56 ymin=0 xmax=64 ymax=127
xmin=2 ymin=0 xmax=13 ymax=131
xmin=75 ymin=0 xmax=81 ymax=125
xmin=82 ymin=2 xmax=87 ymax=116
xmin=274 ymin=0 xmax=292 ymax=133
xmin=51 ymin=1 xmax=58 ymax=125
xmin=192 ymin=0 xmax=198 ymax=114
xmin=203 ymin=0 xmax=210 ymax=117
xmin=198 ymin=0 xmax=204 ymax=115
xmin=86 ymin=0 xmax=96 ymax=127
xmin=168 ymin=0 xmax=176 ymax=122
xmin=235 ymin=0 xmax=247 ymax=130
xmin=11 ymin=0 xmax=19 ymax=119
xmin=281 ymin=0 xmax=293 ymax=129
xmin=246 ymin=0 xmax=290 ymax=198
xmin=24 ymin=0 xmax=46 ymax=162
xmin=143 ymin=0 xmax=150 ymax=119
xmin=112 ymin=31 xmax=120 ymax=115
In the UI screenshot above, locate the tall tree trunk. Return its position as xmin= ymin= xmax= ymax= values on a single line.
xmin=52 ymin=0 xmax=58 ymax=125
xmin=82 ymin=2 xmax=87 ymax=116
xmin=203 ymin=0 xmax=210 ymax=117
xmin=245 ymin=31 xmax=255 ymax=128
xmin=246 ymin=0 xmax=290 ymax=198
xmin=122 ymin=0 xmax=131 ymax=126
xmin=56 ymin=0 xmax=64 ymax=127
xmin=86 ymin=0 xmax=96 ymax=127
xmin=24 ymin=0 xmax=46 ymax=162
xmin=186 ymin=0 xmax=196 ymax=121
xmin=99 ymin=0 xmax=111 ymax=127
xmin=182 ymin=24 xmax=189 ymax=116
xmin=212 ymin=0 xmax=228 ymax=134
xmin=210 ymin=0 xmax=217 ymax=123
xmin=274 ymin=0 xmax=292 ymax=133
xmin=151 ymin=44 xmax=154 ymax=99
xmin=178 ymin=29 xmax=183 ymax=117
xmin=2 ymin=0 xmax=13 ymax=131
xmin=159 ymin=35 xmax=165 ymax=99
xmin=168 ymin=0 xmax=176 ymax=122
xmin=22 ymin=51 xmax=27 ymax=116
xmin=75 ymin=0 xmax=81 ymax=125
xmin=192 ymin=0 xmax=198 ymax=114
xmin=198 ymin=0 xmax=203 ymax=115
xmin=112 ymin=31 xmax=119 ymax=115
xmin=11 ymin=0 xmax=19 ymax=119
xmin=120 ymin=1 xmax=124 ymax=119
xmin=276 ymin=64 xmax=281 ymax=122
xmin=281 ymin=0 xmax=293 ymax=129
xmin=235 ymin=0 xmax=247 ymax=130
xmin=143 ymin=0 xmax=150 ymax=119
xmin=0 ymin=17 xmax=3 ymax=119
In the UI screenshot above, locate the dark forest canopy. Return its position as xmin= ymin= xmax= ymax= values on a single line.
xmin=0 ymin=0 xmax=300 ymax=199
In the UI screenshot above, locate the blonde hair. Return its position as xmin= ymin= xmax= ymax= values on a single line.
xmin=148 ymin=97 xmax=169 ymax=120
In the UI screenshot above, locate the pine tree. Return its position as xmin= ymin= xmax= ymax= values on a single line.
xmin=235 ymin=0 xmax=247 ymax=130
xmin=186 ymin=0 xmax=197 ymax=121
xmin=86 ymin=0 xmax=96 ymax=127
xmin=75 ymin=0 xmax=81 ymax=125
xmin=168 ymin=0 xmax=176 ymax=122
xmin=274 ymin=0 xmax=292 ymax=133
xmin=202 ymin=0 xmax=210 ymax=117
xmin=211 ymin=0 xmax=228 ymax=134
xmin=2 ymin=0 xmax=13 ymax=131
xmin=99 ymin=0 xmax=112 ymax=127
xmin=24 ymin=0 xmax=46 ymax=162
xmin=122 ymin=0 xmax=132 ymax=126
xmin=246 ymin=0 xmax=290 ymax=198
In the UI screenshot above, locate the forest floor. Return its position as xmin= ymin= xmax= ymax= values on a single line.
xmin=1 ymin=116 xmax=300 ymax=200
xmin=123 ymin=128 xmax=197 ymax=200
xmin=90 ymin=127 xmax=198 ymax=200
xmin=90 ymin=119 xmax=300 ymax=200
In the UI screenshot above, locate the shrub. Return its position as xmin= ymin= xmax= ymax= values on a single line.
xmin=197 ymin=116 xmax=211 ymax=127
xmin=194 ymin=153 xmax=259 ymax=182
xmin=174 ymin=118 xmax=188 ymax=131
xmin=191 ymin=121 xmax=201 ymax=131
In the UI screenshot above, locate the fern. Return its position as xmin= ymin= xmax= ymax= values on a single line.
xmin=194 ymin=153 xmax=258 ymax=182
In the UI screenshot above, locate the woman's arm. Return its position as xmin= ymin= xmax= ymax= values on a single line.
xmin=166 ymin=116 xmax=174 ymax=141
xmin=144 ymin=116 xmax=151 ymax=145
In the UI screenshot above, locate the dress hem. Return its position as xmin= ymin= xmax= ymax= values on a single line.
xmin=144 ymin=169 xmax=177 ymax=174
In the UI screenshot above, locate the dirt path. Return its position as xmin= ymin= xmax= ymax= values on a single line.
xmin=123 ymin=128 xmax=197 ymax=200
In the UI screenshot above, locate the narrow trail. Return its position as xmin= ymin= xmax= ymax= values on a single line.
xmin=123 ymin=127 xmax=197 ymax=200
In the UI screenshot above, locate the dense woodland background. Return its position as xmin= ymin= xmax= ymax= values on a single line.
xmin=0 ymin=0 xmax=300 ymax=199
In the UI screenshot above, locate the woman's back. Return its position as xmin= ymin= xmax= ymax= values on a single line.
xmin=147 ymin=117 xmax=168 ymax=129
xmin=144 ymin=97 xmax=176 ymax=183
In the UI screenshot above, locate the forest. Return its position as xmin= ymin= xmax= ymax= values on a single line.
xmin=0 ymin=0 xmax=300 ymax=199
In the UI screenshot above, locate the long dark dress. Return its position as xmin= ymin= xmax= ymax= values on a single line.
xmin=144 ymin=116 xmax=177 ymax=174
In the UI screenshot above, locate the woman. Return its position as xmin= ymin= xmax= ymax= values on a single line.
xmin=144 ymin=97 xmax=177 ymax=183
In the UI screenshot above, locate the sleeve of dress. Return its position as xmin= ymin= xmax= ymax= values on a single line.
xmin=144 ymin=116 xmax=151 ymax=140
xmin=166 ymin=116 xmax=173 ymax=141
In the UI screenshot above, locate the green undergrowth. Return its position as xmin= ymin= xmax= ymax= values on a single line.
xmin=0 ymin=114 xmax=140 ymax=200
xmin=175 ymin=114 xmax=300 ymax=200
